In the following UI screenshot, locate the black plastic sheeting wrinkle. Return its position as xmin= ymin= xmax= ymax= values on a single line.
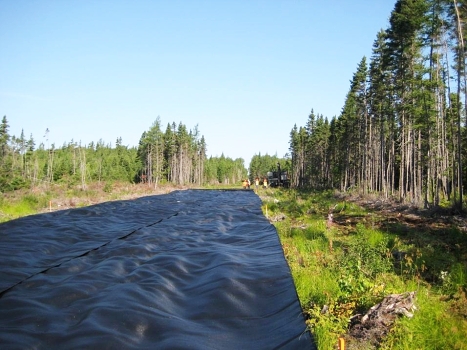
xmin=0 ymin=190 xmax=316 ymax=349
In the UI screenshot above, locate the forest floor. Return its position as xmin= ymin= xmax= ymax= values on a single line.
xmin=303 ymin=192 xmax=467 ymax=349
xmin=258 ymin=188 xmax=467 ymax=349
xmin=336 ymin=193 xmax=467 ymax=235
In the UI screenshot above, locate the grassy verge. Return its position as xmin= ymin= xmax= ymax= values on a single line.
xmin=259 ymin=188 xmax=467 ymax=350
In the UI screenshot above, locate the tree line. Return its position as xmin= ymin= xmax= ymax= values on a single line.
xmin=0 ymin=116 xmax=247 ymax=191
xmin=289 ymin=0 xmax=467 ymax=210
xmin=248 ymin=153 xmax=290 ymax=182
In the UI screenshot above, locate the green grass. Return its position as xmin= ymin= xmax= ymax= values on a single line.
xmin=261 ymin=188 xmax=467 ymax=350
xmin=0 ymin=193 xmax=51 ymax=222
xmin=382 ymin=287 xmax=467 ymax=350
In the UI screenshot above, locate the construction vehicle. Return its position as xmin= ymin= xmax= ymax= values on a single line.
xmin=267 ymin=163 xmax=290 ymax=188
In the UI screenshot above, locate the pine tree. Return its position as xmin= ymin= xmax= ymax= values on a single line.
xmin=0 ymin=116 xmax=10 ymax=161
xmin=386 ymin=0 xmax=430 ymax=204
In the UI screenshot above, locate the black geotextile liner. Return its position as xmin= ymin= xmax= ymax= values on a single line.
xmin=0 ymin=189 xmax=315 ymax=349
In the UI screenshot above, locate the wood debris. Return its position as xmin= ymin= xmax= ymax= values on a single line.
xmin=347 ymin=292 xmax=417 ymax=347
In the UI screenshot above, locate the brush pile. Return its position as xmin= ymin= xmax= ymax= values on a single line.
xmin=347 ymin=292 xmax=417 ymax=348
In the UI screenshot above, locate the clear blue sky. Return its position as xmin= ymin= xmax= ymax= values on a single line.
xmin=1 ymin=0 xmax=395 ymax=168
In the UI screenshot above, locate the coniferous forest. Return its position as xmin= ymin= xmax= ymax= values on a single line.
xmin=3 ymin=0 xmax=467 ymax=213
xmin=289 ymin=0 xmax=467 ymax=210
xmin=0 ymin=115 xmax=247 ymax=192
